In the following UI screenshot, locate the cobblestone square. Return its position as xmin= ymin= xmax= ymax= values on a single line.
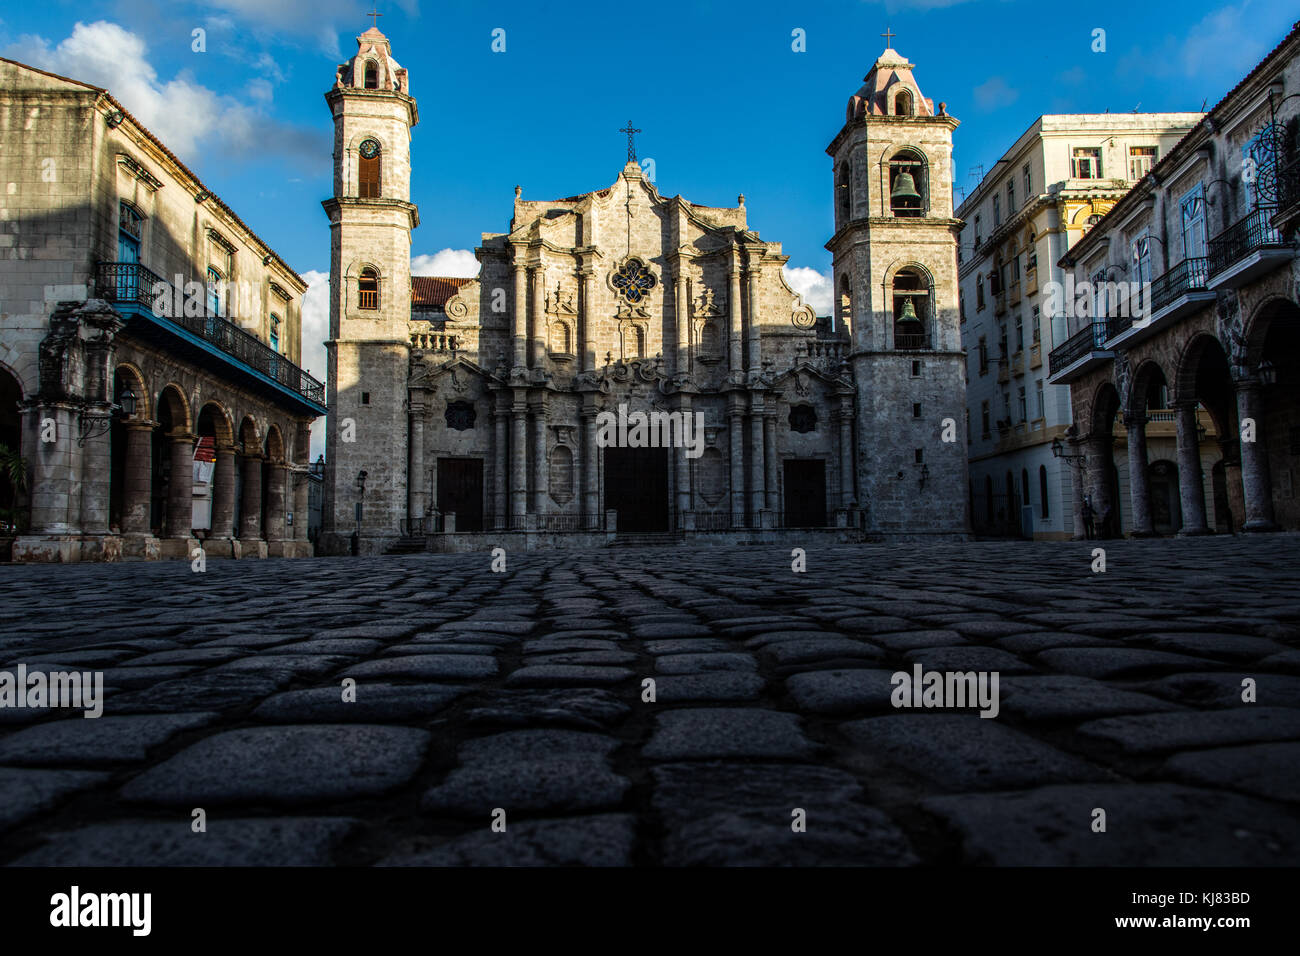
xmin=1 ymin=537 xmax=1298 ymax=866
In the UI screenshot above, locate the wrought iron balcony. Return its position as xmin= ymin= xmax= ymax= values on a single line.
xmin=1048 ymin=320 xmax=1111 ymax=380
xmin=1150 ymin=256 xmax=1209 ymax=314
xmin=97 ymin=261 xmax=324 ymax=410
xmin=1275 ymin=156 xmax=1300 ymax=238
xmin=1207 ymin=207 xmax=1289 ymax=286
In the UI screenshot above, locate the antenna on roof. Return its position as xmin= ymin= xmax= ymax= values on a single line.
xmin=1132 ymin=102 xmax=1141 ymax=112
xmin=1200 ymin=98 xmax=1207 ymax=111
xmin=969 ymin=165 xmax=984 ymax=182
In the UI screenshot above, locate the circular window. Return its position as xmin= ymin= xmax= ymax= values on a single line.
xmin=789 ymin=405 xmax=817 ymax=434
xmin=359 ymin=139 xmax=381 ymax=159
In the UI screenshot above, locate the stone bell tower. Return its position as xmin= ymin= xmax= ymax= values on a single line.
xmin=826 ymin=40 xmax=969 ymax=537
xmin=321 ymin=23 xmax=420 ymax=554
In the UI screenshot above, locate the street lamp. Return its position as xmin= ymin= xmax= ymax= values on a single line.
xmin=1257 ymin=359 xmax=1278 ymax=387
xmin=118 ymin=386 xmax=137 ymax=418
xmin=1051 ymin=435 xmax=1087 ymax=466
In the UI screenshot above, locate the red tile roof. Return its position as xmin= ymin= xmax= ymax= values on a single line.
xmin=412 ymin=275 xmax=473 ymax=307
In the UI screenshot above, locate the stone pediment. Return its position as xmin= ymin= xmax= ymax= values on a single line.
xmin=408 ymin=355 xmax=498 ymax=391
xmin=774 ymin=361 xmax=853 ymax=395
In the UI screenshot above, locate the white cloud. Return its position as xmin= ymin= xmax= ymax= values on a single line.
xmin=784 ymin=266 xmax=833 ymax=317
xmin=972 ymin=76 xmax=1018 ymax=113
xmin=204 ymin=0 xmax=421 ymax=55
xmin=299 ymin=269 xmax=330 ymax=460
xmin=6 ymin=20 xmax=326 ymax=166
xmin=411 ymin=249 xmax=480 ymax=278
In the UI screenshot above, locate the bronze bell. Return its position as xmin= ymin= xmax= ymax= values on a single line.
xmin=891 ymin=170 xmax=921 ymax=202
xmin=897 ymin=296 xmax=921 ymax=326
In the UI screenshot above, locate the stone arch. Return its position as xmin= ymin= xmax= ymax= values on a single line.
xmin=885 ymin=146 xmax=928 ymax=217
xmin=196 ymin=400 xmax=234 ymax=446
xmin=1127 ymin=359 xmax=1171 ymax=420
xmin=238 ymin=415 xmax=261 ymax=453
xmin=1172 ymin=332 xmax=1234 ymax=436
xmin=894 ymin=88 xmax=914 ymax=117
xmin=157 ymin=383 xmax=191 ymax=434
xmin=1242 ymin=294 xmax=1300 ymax=371
xmin=836 ymin=160 xmax=852 ymax=222
xmin=1089 ymin=381 xmax=1121 ymax=439
xmin=837 ymin=274 xmax=853 ymax=333
xmin=549 ymin=318 xmax=573 ymax=355
xmin=264 ymin=423 xmax=285 ymax=463
xmin=113 ymin=363 xmax=150 ymax=420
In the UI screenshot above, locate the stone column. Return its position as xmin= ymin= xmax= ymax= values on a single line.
xmin=512 ymin=258 xmax=528 ymax=369
xmin=750 ymin=400 xmax=765 ymax=517
xmin=1124 ymin=413 xmax=1154 ymax=536
xmin=763 ymin=407 xmax=779 ymax=513
xmin=838 ymin=400 xmax=855 ymax=509
xmin=264 ymin=460 xmax=287 ymax=541
xmin=165 ymin=432 xmax=195 ymax=539
xmin=1219 ymin=438 xmax=1245 ymax=532
xmin=209 ymin=441 xmax=237 ymax=538
xmin=746 ymin=264 xmax=762 ymax=375
xmin=579 ymin=268 xmax=595 ymax=373
xmin=674 ymin=263 xmax=690 ymax=377
xmin=1235 ymin=379 xmax=1277 ymax=531
xmin=675 ymin=394 xmax=692 ymax=521
xmin=121 ymin=421 xmax=154 ymax=535
xmin=1070 ymin=446 xmax=1086 ymax=540
xmin=292 ymin=467 xmax=309 ymax=543
xmin=80 ymin=419 xmax=112 ymax=536
xmin=240 ymin=452 xmax=264 ymax=539
xmin=408 ymin=401 xmax=426 ymax=522
xmin=532 ymin=395 xmax=548 ymax=516
xmin=583 ymin=405 xmax=600 ymax=526
xmin=1173 ymin=400 xmax=1209 ymax=534
xmin=493 ymin=399 xmax=508 ymax=527
xmin=529 ymin=268 xmax=545 ymax=367
xmin=1084 ymin=434 xmax=1113 ymax=535
xmin=510 ymin=397 xmax=527 ymax=520
xmin=728 ymin=261 xmax=743 ymax=375
xmin=729 ymin=400 xmax=745 ymax=521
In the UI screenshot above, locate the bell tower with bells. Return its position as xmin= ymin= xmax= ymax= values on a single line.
xmin=826 ymin=33 xmax=970 ymax=536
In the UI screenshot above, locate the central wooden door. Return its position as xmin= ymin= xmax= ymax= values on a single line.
xmin=437 ymin=458 xmax=483 ymax=531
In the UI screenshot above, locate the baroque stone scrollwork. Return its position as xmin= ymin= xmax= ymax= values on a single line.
xmin=444 ymin=294 xmax=469 ymax=319
xmin=792 ymin=304 xmax=817 ymax=329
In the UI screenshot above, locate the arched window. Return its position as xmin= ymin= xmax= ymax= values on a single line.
xmin=358 ymin=139 xmax=381 ymax=198
xmin=837 ymin=275 xmax=852 ymax=334
xmin=836 ymin=161 xmax=851 ymax=222
xmin=269 ymin=313 xmax=281 ymax=354
xmin=1022 ymin=468 xmax=1030 ymax=509
xmin=892 ymin=268 xmax=928 ymax=350
xmin=1039 ymin=465 xmax=1049 ymax=518
xmin=363 ymin=61 xmax=379 ymax=90
xmin=358 ymin=268 xmax=379 ymax=310
xmin=634 ymin=326 xmax=646 ymax=358
xmin=894 ymin=89 xmax=914 ymax=116
xmin=551 ymin=321 xmax=571 ymax=354
xmin=889 ymin=148 xmax=926 ymax=217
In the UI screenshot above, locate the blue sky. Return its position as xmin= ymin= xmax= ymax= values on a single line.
xmin=3 ymin=0 xmax=1296 ymax=403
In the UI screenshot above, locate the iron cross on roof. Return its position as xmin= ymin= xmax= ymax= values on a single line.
xmin=619 ymin=120 xmax=641 ymax=164
xmin=367 ymin=9 xmax=383 ymax=28
xmin=881 ymin=27 xmax=897 ymax=46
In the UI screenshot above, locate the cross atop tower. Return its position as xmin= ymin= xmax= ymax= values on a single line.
xmin=881 ymin=27 xmax=896 ymax=47
xmin=367 ymin=9 xmax=383 ymax=29
xmin=619 ymin=120 xmax=641 ymax=164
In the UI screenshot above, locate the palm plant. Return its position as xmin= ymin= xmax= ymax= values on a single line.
xmin=0 ymin=443 xmax=27 ymax=534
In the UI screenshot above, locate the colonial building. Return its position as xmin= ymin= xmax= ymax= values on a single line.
xmin=0 ymin=56 xmax=324 ymax=562
xmin=320 ymin=28 xmax=969 ymax=554
xmin=1050 ymin=21 xmax=1300 ymax=536
xmin=957 ymin=113 xmax=1201 ymax=539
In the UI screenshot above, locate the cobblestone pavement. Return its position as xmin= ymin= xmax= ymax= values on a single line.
xmin=2 ymin=536 xmax=1299 ymax=866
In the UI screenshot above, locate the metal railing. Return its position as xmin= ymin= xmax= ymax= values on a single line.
xmin=97 ymin=262 xmax=325 ymax=406
xmin=775 ymin=512 xmax=835 ymax=529
xmin=1149 ymin=256 xmax=1209 ymax=314
xmin=894 ymin=332 xmax=931 ymax=351
xmin=536 ymin=513 xmax=604 ymax=532
xmin=1207 ymin=207 xmax=1284 ymax=276
xmin=1048 ymin=320 xmax=1109 ymax=375
xmin=1278 ymin=156 xmax=1300 ymax=215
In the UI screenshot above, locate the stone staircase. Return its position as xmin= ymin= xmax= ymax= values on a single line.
xmin=385 ymin=536 xmax=427 ymax=556
xmin=612 ymin=531 xmax=685 ymax=548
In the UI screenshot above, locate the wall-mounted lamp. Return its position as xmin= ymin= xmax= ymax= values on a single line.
xmin=918 ymin=463 xmax=930 ymax=489
xmin=263 ymin=255 xmax=273 ymax=266
xmin=1258 ymin=359 xmax=1278 ymax=387
xmin=194 ymin=190 xmax=211 ymax=203
xmin=77 ymin=386 xmax=138 ymax=447
xmin=356 ymin=469 xmax=368 ymax=494
xmin=105 ymin=110 xmax=125 ymax=128
xmin=1050 ymin=435 xmax=1088 ymax=466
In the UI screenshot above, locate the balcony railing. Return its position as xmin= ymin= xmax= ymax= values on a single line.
xmin=894 ymin=332 xmax=931 ymax=351
xmin=1276 ymin=156 xmax=1300 ymax=234
xmin=1207 ymin=207 xmax=1284 ymax=277
xmin=1149 ymin=256 xmax=1209 ymax=314
xmin=97 ymin=262 xmax=324 ymax=407
xmin=1049 ymin=320 xmax=1109 ymax=375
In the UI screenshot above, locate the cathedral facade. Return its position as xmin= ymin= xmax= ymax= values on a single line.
xmin=320 ymin=27 xmax=969 ymax=554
